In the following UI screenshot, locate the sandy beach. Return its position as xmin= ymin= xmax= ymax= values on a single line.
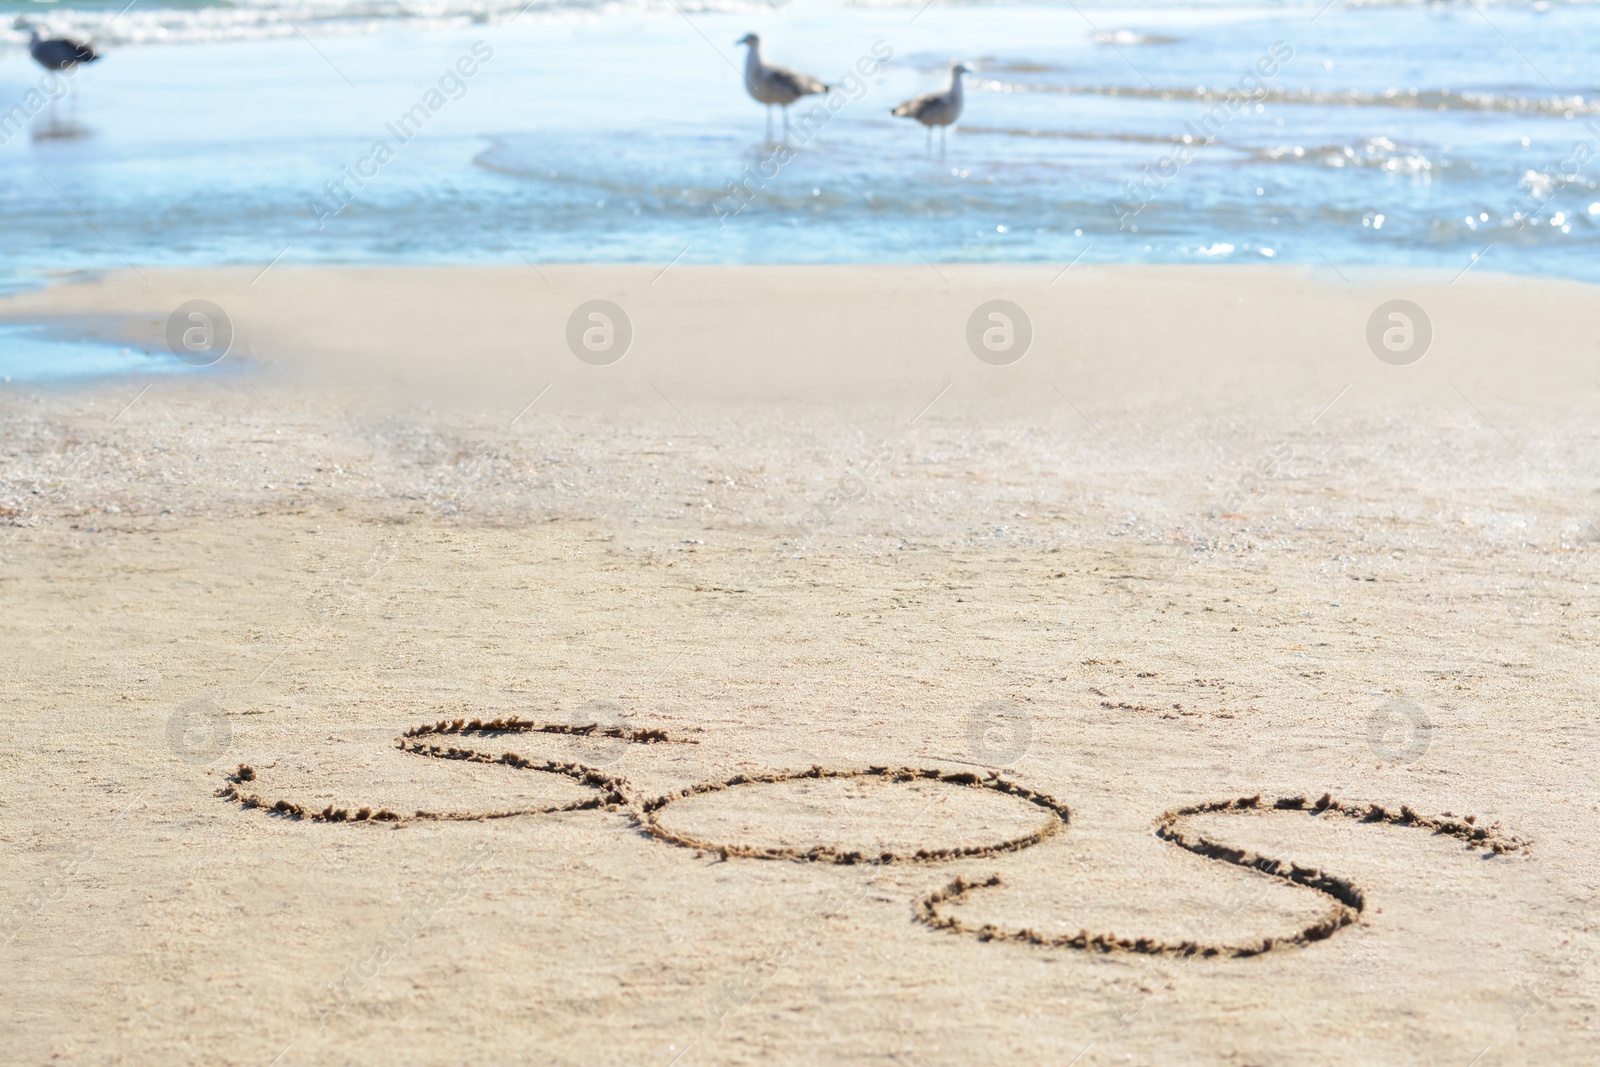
xmin=2 ymin=265 xmax=1599 ymax=1064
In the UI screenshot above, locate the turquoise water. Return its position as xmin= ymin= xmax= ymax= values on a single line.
xmin=2 ymin=0 xmax=1600 ymax=293
xmin=0 ymin=323 xmax=205 ymax=379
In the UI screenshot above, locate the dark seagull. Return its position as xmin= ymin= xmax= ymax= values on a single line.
xmin=12 ymin=20 xmax=101 ymax=136
xmin=17 ymin=21 xmax=100 ymax=72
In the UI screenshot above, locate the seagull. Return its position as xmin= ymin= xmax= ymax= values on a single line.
xmin=16 ymin=21 xmax=99 ymax=72
xmin=13 ymin=20 xmax=99 ymax=133
xmin=736 ymin=33 xmax=828 ymax=143
xmin=892 ymin=62 xmax=970 ymax=156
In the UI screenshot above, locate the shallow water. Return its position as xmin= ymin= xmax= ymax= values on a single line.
xmin=1 ymin=0 xmax=1598 ymax=291
xmin=0 ymin=322 xmax=206 ymax=380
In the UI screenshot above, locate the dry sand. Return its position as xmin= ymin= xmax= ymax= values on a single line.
xmin=1 ymin=265 xmax=1597 ymax=1065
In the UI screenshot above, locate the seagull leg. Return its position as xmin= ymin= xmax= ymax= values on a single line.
xmin=766 ymin=106 xmax=773 ymax=144
xmin=782 ymin=106 xmax=789 ymax=141
xmin=925 ymin=125 xmax=931 ymax=155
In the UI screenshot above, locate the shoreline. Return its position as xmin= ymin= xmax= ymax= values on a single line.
xmin=4 ymin=262 xmax=1594 ymax=385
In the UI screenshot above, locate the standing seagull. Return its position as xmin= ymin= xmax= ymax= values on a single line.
xmin=14 ymin=20 xmax=99 ymax=133
xmin=18 ymin=21 xmax=99 ymax=72
xmin=892 ymin=62 xmax=970 ymax=156
xmin=736 ymin=33 xmax=828 ymax=143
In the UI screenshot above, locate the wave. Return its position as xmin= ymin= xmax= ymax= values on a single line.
xmin=960 ymin=124 xmax=1196 ymax=145
xmin=466 ymin=127 xmax=1600 ymax=254
xmin=473 ymin=133 xmax=1111 ymax=219
xmin=0 ymin=0 xmax=792 ymax=48
xmin=975 ymin=78 xmax=1600 ymax=117
xmin=8 ymin=0 xmax=1600 ymax=50
xmin=963 ymin=128 xmax=1436 ymax=177
xmin=1088 ymin=30 xmax=1181 ymax=46
xmin=1251 ymin=135 xmax=1440 ymax=173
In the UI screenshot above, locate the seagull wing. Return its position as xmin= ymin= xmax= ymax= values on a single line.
xmin=891 ymin=90 xmax=943 ymax=120
xmin=766 ymin=65 xmax=827 ymax=98
xmin=34 ymin=38 xmax=98 ymax=67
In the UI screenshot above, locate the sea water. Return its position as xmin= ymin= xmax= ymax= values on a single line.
xmin=1 ymin=0 xmax=1598 ymax=292
xmin=0 ymin=322 xmax=204 ymax=380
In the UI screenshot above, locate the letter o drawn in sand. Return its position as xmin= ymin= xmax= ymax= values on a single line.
xmin=566 ymin=300 xmax=632 ymax=365
xmin=640 ymin=767 xmax=1070 ymax=865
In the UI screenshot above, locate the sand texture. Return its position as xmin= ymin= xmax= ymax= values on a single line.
xmin=2 ymin=265 xmax=1598 ymax=1064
